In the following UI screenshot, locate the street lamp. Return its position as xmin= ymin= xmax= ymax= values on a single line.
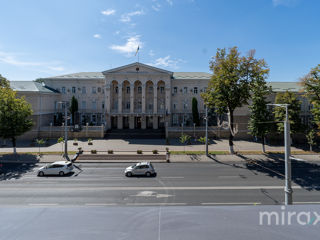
xmin=205 ymin=106 xmax=208 ymax=156
xmin=268 ymin=103 xmax=292 ymax=205
xmin=58 ymin=101 xmax=70 ymax=161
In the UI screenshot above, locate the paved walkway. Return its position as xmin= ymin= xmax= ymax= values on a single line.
xmin=0 ymin=138 xmax=311 ymax=153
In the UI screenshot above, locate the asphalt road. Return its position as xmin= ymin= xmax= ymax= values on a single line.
xmin=0 ymin=161 xmax=320 ymax=206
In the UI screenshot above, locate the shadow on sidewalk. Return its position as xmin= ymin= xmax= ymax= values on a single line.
xmin=237 ymin=154 xmax=320 ymax=191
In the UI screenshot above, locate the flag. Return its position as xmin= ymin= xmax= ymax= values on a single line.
xmin=135 ymin=45 xmax=140 ymax=56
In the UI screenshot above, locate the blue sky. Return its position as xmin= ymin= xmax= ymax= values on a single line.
xmin=0 ymin=0 xmax=319 ymax=81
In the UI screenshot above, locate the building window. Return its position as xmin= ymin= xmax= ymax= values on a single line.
xmin=184 ymin=87 xmax=188 ymax=94
xmin=138 ymin=86 xmax=142 ymax=94
xmin=92 ymin=87 xmax=96 ymax=94
xmin=82 ymin=87 xmax=86 ymax=94
xmin=62 ymin=87 xmax=66 ymax=94
xmin=184 ymin=103 xmax=188 ymax=110
xmin=149 ymin=86 xmax=153 ymax=93
xmin=173 ymin=114 xmax=179 ymax=125
xmin=126 ymin=102 xmax=130 ymax=109
xmin=72 ymin=87 xmax=76 ymax=94
xmin=92 ymin=101 xmax=96 ymax=110
xmin=173 ymin=87 xmax=177 ymax=94
xmin=102 ymin=103 xmax=105 ymax=109
xmin=98 ymin=87 xmax=101 ymax=93
xmin=126 ymin=86 xmax=130 ymax=94
xmin=194 ymin=87 xmax=198 ymax=94
xmin=82 ymin=101 xmax=86 ymax=109
xmin=173 ymin=103 xmax=177 ymax=110
xmin=148 ymin=103 xmax=153 ymax=110
xmin=160 ymin=87 xmax=164 ymax=93
xmin=115 ymin=86 xmax=118 ymax=93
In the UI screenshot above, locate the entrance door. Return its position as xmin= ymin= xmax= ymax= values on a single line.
xmin=146 ymin=116 xmax=153 ymax=129
xmin=158 ymin=117 xmax=165 ymax=129
xmin=135 ymin=117 xmax=141 ymax=129
xmin=123 ymin=117 xmax=129 ymax=129
xmin=111 ymin=116 xmax=117 ymax=129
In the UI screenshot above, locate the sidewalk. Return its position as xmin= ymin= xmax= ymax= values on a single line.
xmin=0 ymin=153 xmax=319 ymax=164
xmin=0 ymin=139 xmax=314 ymax=153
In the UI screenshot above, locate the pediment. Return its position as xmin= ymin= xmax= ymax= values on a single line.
xmin=102 ymin=62 xmax=173 ymax=76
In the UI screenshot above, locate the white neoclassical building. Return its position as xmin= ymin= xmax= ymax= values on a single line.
xmin=9 ymin=62 xmax=309 ymax=140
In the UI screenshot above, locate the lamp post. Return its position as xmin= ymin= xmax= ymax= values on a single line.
xmin=268 ymin=103 xmax=292 ymax=205
xmin=58 ymin=101 xmax=69 ymax=161
xmin=205 ymin=105 xmax=208 ymax=156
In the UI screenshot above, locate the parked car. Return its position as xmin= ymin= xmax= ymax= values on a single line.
xmin=125 ymin=162 xmax=156 ymax=177
xmin=37 ymin=161 xmax=73 ymax=176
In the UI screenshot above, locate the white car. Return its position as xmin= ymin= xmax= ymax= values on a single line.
xmin=37 ymin=161 xmax=74 ymax=176
xmin=125 ymin=162 xmax=156 ymax=177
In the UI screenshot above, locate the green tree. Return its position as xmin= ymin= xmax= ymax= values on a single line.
xmin=274 ymin=91 xmax=305 ymax=134
xmin=69 ymin=96 xmax=78 ymax=125
xmin=306 ymin=128 xmax=316 ymax=151
xmin=201 ymin=47 xmax=269 ymax=154
xmin=0 ymin=79 xmax=33 ymax=154
xmin=0 ymin=74 xmax=10 ymax=88
xmin=179 ymin=134 xmax=191 ymax=152
xmin=192 ymin=97 xmax=200 ymax=126
xmin=300 ymin=64 xmax=320 ymax=134
xmin=248 ymin=68 xmax=272 ymax=153
xmin=57 ymin=137 xmax=64 ymax=155
xmin=36 ymin=138 xmax=45 ymax=156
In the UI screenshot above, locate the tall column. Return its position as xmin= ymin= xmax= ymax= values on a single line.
xmin=165 ymin=82 xmax=172 ymax=127
xmin=130 ymin=83 xmax=134 ymax=114
xmin=118 ymin=82 xmax=122 ymax=114
xmin=142 ymin=83 xmax=146 ymax=113
xmin=153 ymin=82 xmax=158 ymax=114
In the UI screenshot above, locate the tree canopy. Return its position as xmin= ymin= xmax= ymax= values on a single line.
xmin=201 ymin=47 xmax=269 ymax=153
xmin=0 ymin=76 xmax=33 ymax=153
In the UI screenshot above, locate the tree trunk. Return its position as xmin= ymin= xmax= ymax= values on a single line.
xmin=262 ymin=136 xmax=266 ymax=153
xmin=310 ymin=145 xmax=312 ymax=152
xmin=12 ymin=137 xmax=17 ymax=154
xmin=229 ymin=110 xmax=234 ymax=154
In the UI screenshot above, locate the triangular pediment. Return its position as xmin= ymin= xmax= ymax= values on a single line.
xmin=102 ymin=62 xmax=173 ymax=75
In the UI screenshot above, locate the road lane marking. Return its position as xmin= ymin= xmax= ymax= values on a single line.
xmin=201 ymin=202 xmax=261 ymax=205
xmin=85 ymin=203 xmax=118 ymax=206
xmin=28 ymin=203 xmax=59 ymax=206
xmin=160 ymin=177 xmax=184 ymax=179
xmin=218 ymin=176 xmax=239 ymax=179
xmin=126 ymin=203 xmax=186 ymax=206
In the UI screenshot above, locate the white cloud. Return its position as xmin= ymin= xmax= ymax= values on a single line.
xmin=114 ymin=31 xmax=120 ymax=35
xmin=149 ymin=55 xmax=183 ymax=69
xmin=152 ymin=1 xmax=161 ymax=11
xmin=166 ymin=0 xmax=173 ymax=6
xmin=110 ymin=35 xmax=142 ymax=56
xmin=101 ymin=9 xmax=116 ymax=15
xmin=0 ymin=51 xmax=65 ymax=72
xmin=120 ymin=10 xmax=144 ymax=23
xmin=93 ymin=34 xmax=101 ymax=39
xmin=149 ymin=50 xmax=155 ymax=57
xmin=272 ymin=0 xmax=298 ymax=7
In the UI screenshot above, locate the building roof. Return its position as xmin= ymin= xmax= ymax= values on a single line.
xmin=173 ymin=72 xmax=211 ymax=80
xmin=267 ymin=82 xmax=302 ymax=92
xmin=45 ymin=72 xmax=105 ymax=79
xmin=103 ymin=62 xmax=173 ymax=75
xmin=10 ymin=81 xmax=59 ymax=93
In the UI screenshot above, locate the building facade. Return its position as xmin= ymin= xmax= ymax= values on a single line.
xmin=8 ymin=62 xmax=311 ymax=140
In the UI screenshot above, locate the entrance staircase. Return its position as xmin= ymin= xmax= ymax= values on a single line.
xmin=105 ymin=129 xmax=165 ymax=139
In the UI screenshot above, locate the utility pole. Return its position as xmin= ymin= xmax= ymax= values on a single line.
xmin=205 ymin=105 xmax=208 ymax=156
xmin=268 ymin=103 xmax=292 ymax=205
xmin=64 ymin=102 xmax=68 ymax=160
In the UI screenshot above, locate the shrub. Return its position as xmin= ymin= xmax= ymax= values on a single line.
xmin=88 ymin=138 xmax=93 ymax=145
xmin=152 ymin=150 xmax=158 ymax=154
xmin=108 ymin=150 xmax=113 ymax=154
xmin=137 ymin=150 xmax=143 ymax=154
xmin=91 ymin=149 xmax=97 ymax=154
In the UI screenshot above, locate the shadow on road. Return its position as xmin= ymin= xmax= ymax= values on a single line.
xmin=237 ymin=154 xmax=320 ymax=191
xmin=0 ymin=163 xmax=37 ymax=181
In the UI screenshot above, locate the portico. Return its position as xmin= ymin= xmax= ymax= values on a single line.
xmin=103 ymin=62 xmax=172 ymax=130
